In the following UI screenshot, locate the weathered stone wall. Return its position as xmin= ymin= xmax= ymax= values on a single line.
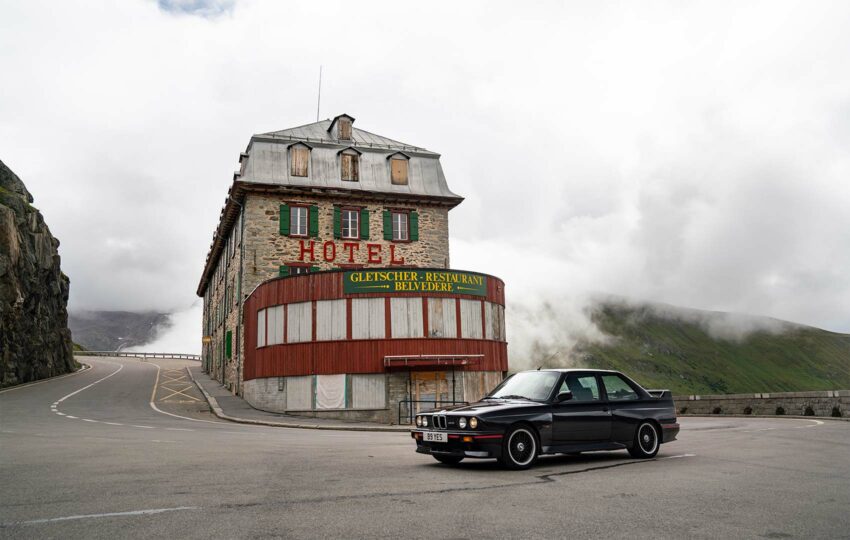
xmin=674 ymin=390 xmax=850 ymax=418
xmin=0 ymin=160 xmax=75 ymax=387
xmin=241 ymin=192 xmax=451 ymax=297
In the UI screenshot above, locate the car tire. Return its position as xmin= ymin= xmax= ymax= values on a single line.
xmin=628 ymin=421 xmax=660 ymax=459
xmin=433 ymin=455 xmax=463 ymax=465
xmin=499 ymin=425 xmax=539 ymax=470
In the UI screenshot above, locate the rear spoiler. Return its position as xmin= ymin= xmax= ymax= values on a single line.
xmin=647 ymin=389 xmax=671 ymax=399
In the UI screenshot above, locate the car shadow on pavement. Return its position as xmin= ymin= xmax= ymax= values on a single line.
xmin=424 ymin=450 xmax=635 ymax=472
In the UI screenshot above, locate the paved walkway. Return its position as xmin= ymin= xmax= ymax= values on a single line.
xmin=187 ymin=366 xmax=409 ymax=432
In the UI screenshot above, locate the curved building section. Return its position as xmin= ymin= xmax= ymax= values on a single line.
xmin=242 ymin=269 xmax=507 ymax=423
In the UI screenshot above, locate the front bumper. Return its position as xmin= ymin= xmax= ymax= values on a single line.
xmin=411 ymin=430 xmax=504 ymax=459
xmin=661 ymin=422 xmax=680 ymax=443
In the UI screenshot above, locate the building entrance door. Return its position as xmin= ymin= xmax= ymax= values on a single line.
xmin=410 ymin=371 xmax=450 ymax=413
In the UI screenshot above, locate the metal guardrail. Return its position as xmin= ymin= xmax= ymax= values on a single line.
xmin=398 ymin=399 xmax=468 ymax=425
xmin=73 ymin=351 xmax=201 ymax=361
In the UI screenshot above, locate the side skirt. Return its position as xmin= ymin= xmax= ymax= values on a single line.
xmin=541 ymin=442 xmax=627 ymax=455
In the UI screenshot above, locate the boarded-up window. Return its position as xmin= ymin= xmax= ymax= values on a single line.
xmin=257 ymin=309 xmax=266 ymax=347
xmin=316 ymin=374 xmax=346 ymax=409
xmin=460 ymin=299 xmax=483 ymax=339
xmin=484 ymin=302 xmax=505 ymax=341
xmin=287 ymin=302 xmax=312 ymax=343
xmin=352 ymin=298 xmax=385 ymax=339
xmin=316 ymin=299 xmax=346 ymax=341
xmin=266 ymin=305 xmax=284 ymax=345
xmin=338 ymin=118 xmax=352 ymax=140
xmin=291 ymin=145 xmax=309 ymax=177
xmin=391 ymin=158 xmax=408 ymax=185
xmin=391 ymin=297 xmax=424 ymax=338
xmin=285 ymin=376 xmax=313 ymax=410
xmin=351 ymin=374 xmax=386 ymax=409
xmin=428 ymin=298 xmax=457 ymax=338
xmin=341 ymin=152 xmax=359 ymax=181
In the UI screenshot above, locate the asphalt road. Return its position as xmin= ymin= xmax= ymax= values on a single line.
xmin=1 ymin=357 xmax=848 ymax=539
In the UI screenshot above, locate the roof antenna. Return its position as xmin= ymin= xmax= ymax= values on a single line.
xmin=316 ymin=65 xmax=322 ymax=122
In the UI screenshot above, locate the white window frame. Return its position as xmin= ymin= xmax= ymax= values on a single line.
xmin=341 ymin=209 xmax=359 ymax=240
xmin=392 ymin=212 xmax=409 ymax=241
xmin=290 ymin=206 xmax=308 ymax=237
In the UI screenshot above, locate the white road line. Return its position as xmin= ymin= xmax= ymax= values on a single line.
xmin=103 ymin=422 xmax=124 ymax=426
xmin=81 ymin=419 xmax=98 ymax=423
xmin=660 ymin=453 xmax=696 ymax=459
xmin=0 ymin=364 xmax=91 ymax=394
xmin=55 ymin=412 xmax=66 ymax=416
xmin=9 ymin=506 xmax=200 ymax=525
xmin=56 ymin=361 xmax=123 ymax=405
xmin=65 ymin=416 xmax=78 ymax=419
xmin=131 ymin=425 xmax=154 ymax=429
xmin=165 ymin=427 xmax=195 ymax=432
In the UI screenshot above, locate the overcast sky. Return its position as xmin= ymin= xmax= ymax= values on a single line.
xmin=2 ymin=0 xmax=849 ymax=353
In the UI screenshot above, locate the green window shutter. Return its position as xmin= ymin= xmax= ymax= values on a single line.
xmin=309 ymin=205 xmax=319 ymax=238
xmin=359 ymin=208 xmax=370 ymax=240
xmin=279 ymin=204 xmax=290 ymax=236
xmin=279 ymin=265 xmax=289 ymax=277
xmin=225 ymin=330 xmax=232 ymax=359
xmin=383 ymin=210 xmax=392 ymax=240
xmin=333 ymin=207 xmax=342 ymax=239
xmin=310 ymin=265 xmax=320 ymax=273
xmin=410 ymin=211 xmax=419 ymax=241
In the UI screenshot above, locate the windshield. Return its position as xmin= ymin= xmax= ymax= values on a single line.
xmin=487 ymin=371 xmax=561 ymax=401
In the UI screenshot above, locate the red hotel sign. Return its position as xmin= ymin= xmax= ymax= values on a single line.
xmin=297 ymin=240 xmax=405 ymax=265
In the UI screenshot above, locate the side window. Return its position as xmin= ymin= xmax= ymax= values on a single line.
xmin=601 ymin=375 xmax=639 ymax=401
xmin=291 ymin=144 xmax=310 ymax=177
xmin=558 ymin=374 xmax=600 ymax=402
xmin=391 ymin=158 xmax=408 ymax=185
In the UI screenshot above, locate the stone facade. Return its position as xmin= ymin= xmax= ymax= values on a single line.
xmin=674 ymin=390 xmax=850 ymax=418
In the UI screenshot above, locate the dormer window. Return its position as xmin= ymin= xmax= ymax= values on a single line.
xmin=339 ymin=147 xmax=361 ymax=182
xmin=328 ymin=114 xmax=355 ymax=141
xmin=290 ymin=143 xmax=311 ymax=177
xmin=388 ymin=152 xmax=410 ymax=185
xmin=339 ymin=117 xmax=352 ymax=140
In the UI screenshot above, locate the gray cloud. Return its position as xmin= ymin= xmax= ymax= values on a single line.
xmin=2 ymin=0 xmax=850 ymax=354
xmin=156 ymin=0 xmax=234 ymax=17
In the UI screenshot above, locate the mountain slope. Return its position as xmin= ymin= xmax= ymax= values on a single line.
xmin=68 ymin=311 xmax=169 ymax=351
xmin=556 ymin=302 xmax=850 ymax=394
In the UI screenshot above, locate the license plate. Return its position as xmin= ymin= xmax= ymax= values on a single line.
xmin=423 ymin=431 xmax=447 ymax=443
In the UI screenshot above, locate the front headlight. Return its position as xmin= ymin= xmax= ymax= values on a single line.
xmin=458 ymin=417 xmax=467 ymax=429
xmin=415 ymin=416 xmax=422 ymax=427
xmin=422 ymin=416 xmax=428 ymax=427
xmin=469 ymin=417 xmax=478 ymax=429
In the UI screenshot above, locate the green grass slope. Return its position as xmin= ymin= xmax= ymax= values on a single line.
xmin=571 ymin=302 xmax=850 ymax=395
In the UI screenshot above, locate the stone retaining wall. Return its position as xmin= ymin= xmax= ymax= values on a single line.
xmin=674 ymin=390 xmax=849 ymax=417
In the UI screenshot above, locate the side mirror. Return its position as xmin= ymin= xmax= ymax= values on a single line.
xmin=555 ymin=391 xmax=573 ymax=403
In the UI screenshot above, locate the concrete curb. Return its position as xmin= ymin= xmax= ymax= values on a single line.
xmin=186 ymin=367 xmax=410 ymax=433
xmin=0 ymin=363 xmax=92 ymax=394
xmin=681 ymin=414 xmax=850 ymax=422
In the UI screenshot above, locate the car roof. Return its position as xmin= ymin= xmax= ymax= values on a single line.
xmin=516 ymin=368 xmax=621 ymax=374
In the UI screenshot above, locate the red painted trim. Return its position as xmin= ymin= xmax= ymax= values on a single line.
xmin=480 ymin=300 xmax=486 ymax=339
xmin=422 ymin=297 xmax=430 ymax=339
xmin=345 ymin=298 xmax=353 ymax=340
xmin=385 ymin=297 xmax=392 ymax=338
xmin=455 ymin=298 xmax=462 ymax=339
xmin=473 ymin=434 xmax=503 ymax=440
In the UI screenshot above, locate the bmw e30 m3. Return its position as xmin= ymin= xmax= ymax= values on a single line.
xmin=411 ymin=369 xmax=680 ymax=469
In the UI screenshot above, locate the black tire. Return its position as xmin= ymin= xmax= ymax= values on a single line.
xmin=433 ymin=455 xmax=463 ymax=465
xmin=499 ymin=425 xmax=539 ymax=470
xmin=628 ymin=421 xmax=660 ymax=459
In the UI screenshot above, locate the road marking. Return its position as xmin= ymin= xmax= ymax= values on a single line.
xmin=103 ymin=422 xmax=124 ymax=426
xmin=65 ymin=416 xmax=78 ymax=419
xmin=7 ymin=506 xmax=200 ymax=526
xmin=81 ymin=419 xmax=98 ymax=423
xmin=55 ymin=361 xmax=123 ymax=405
xmin=131 ymin=425 xmax=154 ymax=429
xmin=660 ymin=453 xmax=696 ymax=459
xmin=165 ymin=427 xmax=195 ymax=432
xmin=0 ymin=364 xmax=91 ymax=394
xmin=146 ymin=362 xmax=228 ymax=425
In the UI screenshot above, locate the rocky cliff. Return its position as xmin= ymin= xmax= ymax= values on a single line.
xmin=0 ymin=159 xmax=75 ymax=387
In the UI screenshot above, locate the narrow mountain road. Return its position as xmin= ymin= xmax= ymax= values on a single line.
xmin=1 ymin=357 xmax=848 ymax=539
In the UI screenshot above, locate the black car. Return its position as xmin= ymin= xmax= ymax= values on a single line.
xmin=411 ymin=369 xmax=680 ymax=469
